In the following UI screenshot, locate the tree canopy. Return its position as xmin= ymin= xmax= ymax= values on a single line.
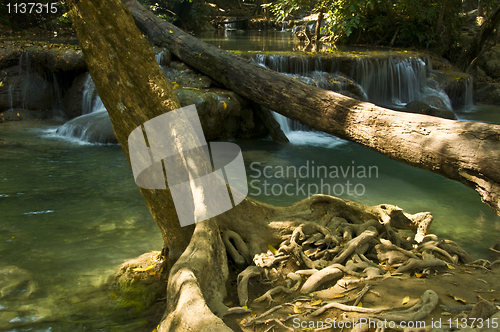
xmin=265 ymin=0 xmax=498 ymax=52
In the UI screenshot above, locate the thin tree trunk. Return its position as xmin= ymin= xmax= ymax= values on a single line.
xmin=459 ymin=3 xmax=500 ymax=71
xmin=124 ymin=0 xmax=500 ymax=216
xmin=436 ymin=0 xmax=446 ymax=33
xmin=315 ymin=7 xmax=324 ymax=42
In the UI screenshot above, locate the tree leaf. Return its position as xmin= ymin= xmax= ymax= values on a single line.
xmin=267 ymin=244 xmax=278 ymax=255
xmin=328 ymin=294 xmax=345 ymax=299
xmin=311 ymin=299 xmax=322 ymax=306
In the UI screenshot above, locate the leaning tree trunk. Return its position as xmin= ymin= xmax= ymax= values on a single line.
xmin=459 ymin=3 xmax=500 ymax=72
xmin=125 ymin=0 xmax=500 ymax=216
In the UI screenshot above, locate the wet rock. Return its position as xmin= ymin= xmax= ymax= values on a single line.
xmin=474 ymin=83 xmax=500 ymax=104
xmin=405 ymin=101 xmax=456 ymax=120
xmin=0 ymin=266 xmax=36 ymax=300
xmin=296 ymin=72 xmax=368 ymax=101
xmin=420 ymin=94 xmax=451 ymax=111
xmin=478 ymin=46 xmax=500 ymax=79
xmin=162 ymin=61 xmax=212 ymax=89
xmin=63 ymin=72 xmax=89 ymax=119
xmin=469 ymin=300 xmax=498 ymax=320
xmin=0 ymin=66 xmax=53 ymax=112
xmin=175 ymin=86 xmax=264 ymax=140
xmin=0 ymin=109 xmax=33 ymax=121
xmin=430 ymin=70 xmax=472 ymax=108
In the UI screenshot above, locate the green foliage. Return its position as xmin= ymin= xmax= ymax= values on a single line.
xmin=137 ymin=0 xmax=180 ymax=21
xmin=262 ymin=0 xmax=308 ymax=22
xmin=265 ymin=0 xmax=466 ymax=51
xmin=323 ymin=0 xmax=380 ymax=40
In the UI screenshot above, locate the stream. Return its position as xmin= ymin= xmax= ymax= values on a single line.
xmin=1 ymin=31 xmax=499 ymax=331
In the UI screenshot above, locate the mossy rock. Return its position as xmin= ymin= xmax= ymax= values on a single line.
xmin=405 ymin=100 xmax=456 ymax=120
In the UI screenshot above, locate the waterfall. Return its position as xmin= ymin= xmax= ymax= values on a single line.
xmin=56 ymin=51 xmax=166 ymax=144
xmin=224 ymin=18 xmax=238 ymax=31
xmin=253 ymin=54 xmax=311 ymax=76
xmin=8 ymin=85 xmax=13 ymax=110
xmin=253 ymin=53 xmax=458 ymax=139
xmin=18 ymin=52 xmax=31 ymax=109
xmin=56 ymin=74 xmax=115 ymax=144
xmin=81 ymin=75 xmax=106 ymax=115
xmin=464 ymin=77 xmax=474 ymax=108
xmin=351 ymin=57 xmax=428 ymax=106
xmin=271 ymin=111 xmax=310 ymax=134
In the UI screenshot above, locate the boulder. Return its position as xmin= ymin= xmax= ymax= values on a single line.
xmin=474 ymin=83 xmax=500 ymax=104
xmin=405 ymin=100 xmax=456 ymax=120
xmin=478 ymin=45 xmax=500 ymax=79
xmin=162 ymin=61 xmax=212 ymax=89
xmin=0 ymin=65 xmax=53 ymax=112
xmin=296 ymin=72 xmax=368 ymax=101
xmin=174 ymin=86 xmax=264 ymax=140
xmin=63 ymin=72 xmax=90 ymax=119
xmin=469 ymin=300 xmax=498 ymax=321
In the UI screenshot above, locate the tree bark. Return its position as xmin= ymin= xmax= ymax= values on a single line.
xmin=126 ymin=0 xmax=500 ymax=216
xmin=67 ymin=0 xmax=197 ymax=268
xmin=314 ymin=7 xmax=324 ymax=42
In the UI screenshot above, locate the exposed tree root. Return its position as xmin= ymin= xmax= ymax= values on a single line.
xmin=147 ymin=195 xmax=474 ymax=331
xmin=237 ymin=266 xmax=263 ymax=307
xmin=300 ymin=266 xmax=343 ymax=293
xmin=395 ymin=256 xmax=447 ymax=273
xmin=374 ymin=290 xmax=439 ymax=322
xmin=222 ymin=229 xmax=251 ymax=266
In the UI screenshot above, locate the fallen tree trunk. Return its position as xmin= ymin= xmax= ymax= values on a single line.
xmin=125 ymin=0 xmax=500 ymax=216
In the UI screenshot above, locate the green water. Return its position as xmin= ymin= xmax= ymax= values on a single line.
xmin=0 ymin=121 xmax=163 ymax=331
xmin=239 ymin=132 xmax=500 ymax=259
xmin=197 ymin=30 xmax=298 ymax=52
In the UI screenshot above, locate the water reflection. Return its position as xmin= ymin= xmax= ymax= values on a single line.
xmin=197 ymin=30 xmax=298 ymax=52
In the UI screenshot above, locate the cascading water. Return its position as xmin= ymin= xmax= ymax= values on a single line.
xmin=56 ymin=53 xmax=167 ymax=144
xmin=252 ymin=53 xmax=457 ymax=140
xmin=351 ymin=57 xmax=427 ymax=106
xmin=8 ymin=84 xmax=13 ymax=110
xmin=253 ymin=56 xmax=348 ymax=147
xmin=19 ymin=51 xmax=31 ymax=109
xmin=56 ymin=74 xmax=114 ymax=144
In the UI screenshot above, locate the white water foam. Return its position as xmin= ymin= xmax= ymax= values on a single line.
xmin=287 ymin=131 xmax=347 ymax=148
